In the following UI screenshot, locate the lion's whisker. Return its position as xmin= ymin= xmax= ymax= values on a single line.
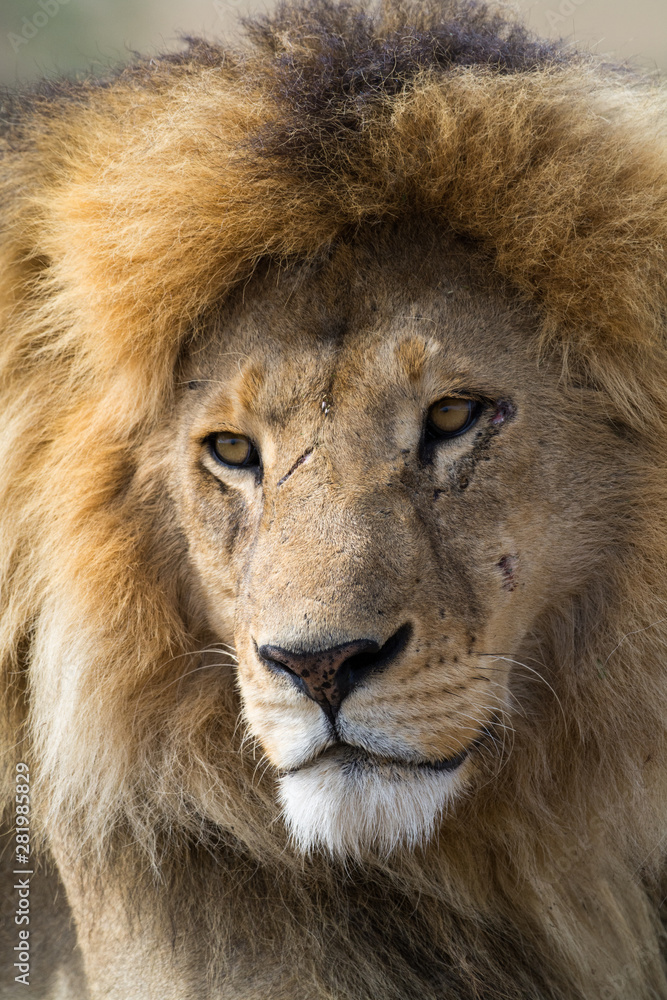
xmin=478 ymin=654 xmax=567 ymax=726
xmin=158 ymin=659 xmax=237 ymax=694
xmin=602 ymin=617 xmax=667 ymax=667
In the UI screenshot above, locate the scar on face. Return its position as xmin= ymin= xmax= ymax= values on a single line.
xmin=277 ymin=447 xmax=314 ymax=487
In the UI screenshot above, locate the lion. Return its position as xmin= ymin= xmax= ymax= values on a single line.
xmin=1 ymin=0 xmax=667 ymax=997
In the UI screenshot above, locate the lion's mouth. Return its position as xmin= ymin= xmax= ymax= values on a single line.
xmin=284 ymin=742 xmax=470 ymax=777
xmin=414 ymin=750 xmax=469 ymax=772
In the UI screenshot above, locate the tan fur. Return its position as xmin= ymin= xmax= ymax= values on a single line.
xmin=1 ymin=1 xmax=667 ymax=997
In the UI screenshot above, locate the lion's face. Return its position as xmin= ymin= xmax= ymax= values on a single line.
xmin=172 ymin=228 xmax=616 ymax=855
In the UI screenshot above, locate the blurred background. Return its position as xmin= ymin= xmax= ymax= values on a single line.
xmin=0 ymin=0 xmax=665 ymax=87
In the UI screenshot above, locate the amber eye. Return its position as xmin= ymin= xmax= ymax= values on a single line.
xmin=209 ymin=432 xmax=259 ymax=468
xmin=427 ymin=397 xmax=481 ymax=439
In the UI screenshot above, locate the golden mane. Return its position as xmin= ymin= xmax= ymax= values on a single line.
xmin=2 ymin=2 xmax=667 ymax=997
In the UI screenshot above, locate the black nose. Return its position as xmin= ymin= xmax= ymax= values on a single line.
xmin=257 ymin=624 xmax=412 ymax=724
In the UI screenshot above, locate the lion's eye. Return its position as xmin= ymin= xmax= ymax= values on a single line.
xmin=427 ymin=397 xmax=481 ymax=438
xmin=210 ymin=433 xmax=259 ymax=468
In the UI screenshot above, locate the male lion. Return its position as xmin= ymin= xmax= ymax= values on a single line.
xmin=1 ymin=1 xmax=667 ymax=998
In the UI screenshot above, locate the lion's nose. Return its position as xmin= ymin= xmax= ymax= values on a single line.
xmin=257 ymin=624 xmax=412 ymax=724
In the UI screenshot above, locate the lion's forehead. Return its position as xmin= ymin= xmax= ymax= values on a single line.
xmin=186 ymin=239 xmax=538 ymax=437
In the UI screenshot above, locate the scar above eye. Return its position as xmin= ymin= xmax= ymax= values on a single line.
xmin=277 ymin=447 xmax=314 ymax=487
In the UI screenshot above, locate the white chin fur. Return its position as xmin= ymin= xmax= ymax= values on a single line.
xmin=278 ymin=750 xmax=466 ymax=857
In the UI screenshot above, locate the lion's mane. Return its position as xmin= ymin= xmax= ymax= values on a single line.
xmin=2 ymin=1 xmax=667 ymax=997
